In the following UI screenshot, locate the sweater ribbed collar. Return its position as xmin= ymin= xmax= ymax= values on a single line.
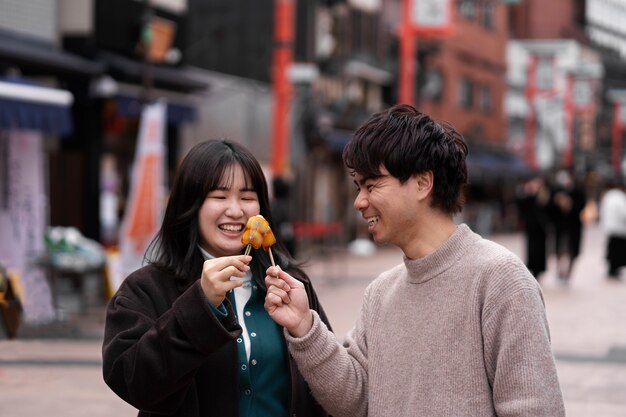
xmin=402 ymin=224 xmax=478 ymax=284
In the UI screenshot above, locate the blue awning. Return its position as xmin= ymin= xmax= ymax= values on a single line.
xmin=0 ymin=29 xmax=103 ymax=78
xmin=0 ymin=77 xmax=74 ymax=135
xmin=324 ymin=128 xmax=353 ymax=153
xmin=467 ymin=147 xmax=531 ymax=180
xmin=99 ymin=52 xmax=208 ymax=93
xmin=115 ymin=94 xmax=196 ymax=125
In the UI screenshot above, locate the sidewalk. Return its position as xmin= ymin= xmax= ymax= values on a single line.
xmin=1 ymin=223 xmax=625 ymax=416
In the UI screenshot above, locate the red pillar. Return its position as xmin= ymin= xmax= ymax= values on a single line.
xmin=398 ymin=0 xmax=415 ymax=105
xmin=562 ymin=74 xmax=575 ymax=168
xmin=524 ymin=55 xmax=538 ymax=170
xmin=612 ymin=102 xmax=622 ymax=176
xmin=271 ymin=0 xmax=294 ymax=176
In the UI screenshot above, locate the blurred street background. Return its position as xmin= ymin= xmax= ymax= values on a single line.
xmin=2 ymin=0 xmax=626 ymax=416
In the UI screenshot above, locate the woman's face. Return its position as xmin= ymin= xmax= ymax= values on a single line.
xmin=198 ymin=163 xmax=260 ymax=257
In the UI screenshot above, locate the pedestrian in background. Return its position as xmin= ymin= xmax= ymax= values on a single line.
xmin=271 ymin=176 xmax=297 ymax=257
xmin=264 ymin=105 xmax=565 ymax=417
xmin=515 ymin=175 xmax=551 ymax=279
xmin=599 ymin=179 xmax=626 ymax=279
xmin=548 ymin=169 xmax=586 ymax=284
xmin=102 ymin=139 xmax=331 ymax=417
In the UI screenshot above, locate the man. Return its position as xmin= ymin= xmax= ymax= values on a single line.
xmin=264 ymin=104 xmax=565 ymax=417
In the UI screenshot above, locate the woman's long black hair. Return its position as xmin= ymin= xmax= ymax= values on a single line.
xmin=146 ymin=139 xmax=301 ymax=282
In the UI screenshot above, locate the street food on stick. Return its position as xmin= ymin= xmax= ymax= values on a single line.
xmin=242 ymin=215 xmax=276 ymax=265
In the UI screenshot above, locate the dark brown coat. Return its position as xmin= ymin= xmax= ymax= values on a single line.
xmin=102 ymin=262 xmax=331 ymax=417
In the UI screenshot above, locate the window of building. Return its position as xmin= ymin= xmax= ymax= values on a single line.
xmin=536 ymin=57 xmax=555 ymax=91
xmin=479 ymin=84 xmax=492 ymax=112
xmin=458 ymin=77 xmax=473 ymax=108
xmin=421 ymin=69 xmax=444 ymax=102
xmin=459 ymin=0 xmax=476 ymax=19
xmin=482 ymin=2 xmax=494 ymax=30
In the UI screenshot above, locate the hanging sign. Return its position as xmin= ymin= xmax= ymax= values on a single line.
xmin=411 ymin=0 xmax=453 ymax=36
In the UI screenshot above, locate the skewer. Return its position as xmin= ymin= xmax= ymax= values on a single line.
xmin=268 ymin=247 xmax=275 ymax=267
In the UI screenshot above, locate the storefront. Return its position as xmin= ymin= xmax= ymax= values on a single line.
xmin=0 ymin=76 xmax=75 ymax=323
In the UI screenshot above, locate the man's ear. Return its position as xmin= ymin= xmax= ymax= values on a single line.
xmin=416 ymin=171 xmax=434 ymax=197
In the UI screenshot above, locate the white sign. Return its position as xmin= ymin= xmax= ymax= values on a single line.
xmin=412 ymin=0 xmax=452 ymax=29
xmin=139 ymin=0 xmax=187 ymax=14
xmin=348 ymin=0 xmax=382 ymax=12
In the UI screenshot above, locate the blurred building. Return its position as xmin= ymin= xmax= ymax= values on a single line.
xmin=505 ymin=40 xmax=602 ymax=174
xmin=3 ymin=0 xmax=211 ymax=246
xmin=0 ymin=0 xmax=109 ymax=321
xmin=585 ymin=0 xmax=626 ymax=180
xmin=11 ymin=0 xmax=623 ymax=258
xmin=508 ymin=0 xmax=626 ymax=181
xmin=184 ymin=1 xmax=537 ymax=239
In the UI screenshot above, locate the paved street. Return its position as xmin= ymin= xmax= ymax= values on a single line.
xmin=1 ymin=223 xmax=625 ymax=416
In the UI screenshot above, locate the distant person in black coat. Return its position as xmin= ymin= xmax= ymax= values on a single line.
xmin=516 ymin=176 xmax=551 ymax=279
xmin=548 ymin=170 xmax=586 ymax=283
xmin=271 ymin=177 xmax=297 ymax=258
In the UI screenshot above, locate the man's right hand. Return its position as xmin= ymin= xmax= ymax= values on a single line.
xmin=264 ymin=266 xmax=313 ymax=337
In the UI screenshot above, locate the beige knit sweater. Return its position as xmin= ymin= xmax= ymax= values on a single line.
xmin=285 ymin=224 xmax=565 ymax=417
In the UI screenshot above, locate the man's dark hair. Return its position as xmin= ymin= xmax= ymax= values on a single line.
xmin=342 ymin=104 xmax=468 ymax=214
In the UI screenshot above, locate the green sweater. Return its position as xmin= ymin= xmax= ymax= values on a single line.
xmin=286 ymin=224 xmax=565 ymax=417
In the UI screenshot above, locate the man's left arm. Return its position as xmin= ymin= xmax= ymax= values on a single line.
xmin=482 ymin=271 xmax=566 ymax=417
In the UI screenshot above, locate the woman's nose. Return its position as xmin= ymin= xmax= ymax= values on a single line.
xmin=225 ymin=199 xmax=244 ymax=217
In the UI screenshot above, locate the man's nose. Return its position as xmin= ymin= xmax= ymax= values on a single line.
xmin=354 ymin=191 xmax=368 ymax=211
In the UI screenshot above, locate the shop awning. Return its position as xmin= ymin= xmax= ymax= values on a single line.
xmin=467 ymin=147 xmax=531 ymax=181
xmin=324 ymin=128 xmax=353 ymax=153
xmin=99 ymin=52 xmax=209 ymax=93
xmin=0 ymin=77 xmax=74 ymax=135
xmin=0 ymin=30 xmax=103 ymax=77
xmin=115 ymin=94 xmax=196 ymax=125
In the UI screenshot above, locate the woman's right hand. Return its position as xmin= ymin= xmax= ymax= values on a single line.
xmin=200 ymin=255 xmax=252 ymax=307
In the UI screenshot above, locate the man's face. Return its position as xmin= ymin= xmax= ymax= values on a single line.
xmin=352 ymin=167 xmax=422 ymax=249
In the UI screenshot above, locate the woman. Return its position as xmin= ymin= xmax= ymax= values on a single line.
xmin=103 ymin=139 xmax=331 ymax=417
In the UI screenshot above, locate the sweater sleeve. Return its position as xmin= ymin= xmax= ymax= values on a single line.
xmin=284 ymin=287 xmax=372 ymax=417
xmin=102 ymin=274 xmax=241 ymax=414
xmin=482 ymin=262 xmax=565 ymax=417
